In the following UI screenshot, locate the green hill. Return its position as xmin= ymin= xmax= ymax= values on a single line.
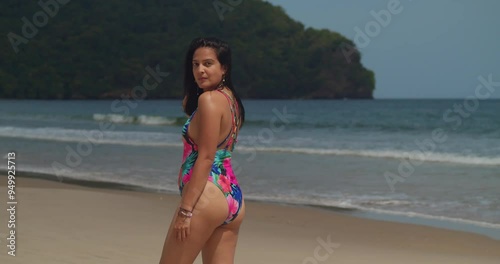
xmin=1 ymin=0 xmax=375 ymax=99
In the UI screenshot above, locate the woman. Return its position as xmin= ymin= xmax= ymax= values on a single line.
xmin=159 ymin=37 xmax=246 ymax=264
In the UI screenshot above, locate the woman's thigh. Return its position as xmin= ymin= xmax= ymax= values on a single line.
xmin=159 ymin=181 xmax=229 ymax=264
xmin=202 ymin=200 xmax=246 ymax=264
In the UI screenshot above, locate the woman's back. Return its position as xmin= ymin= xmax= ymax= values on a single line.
xmin=178 ymin=88 xmax=243 ymax=224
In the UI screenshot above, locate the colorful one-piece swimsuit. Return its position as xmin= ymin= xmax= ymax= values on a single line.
xmin=178 ymin=89 xmax=243 ymax=225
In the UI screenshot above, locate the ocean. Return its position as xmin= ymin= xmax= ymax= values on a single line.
xmin=1 ymin=99 xmax=499 ymax=238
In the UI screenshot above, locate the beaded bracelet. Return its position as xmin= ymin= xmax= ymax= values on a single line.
xmin=178 ymin=207 xmax=193 ymax=218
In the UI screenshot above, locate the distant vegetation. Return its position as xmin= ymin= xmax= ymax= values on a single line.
xmin=1 ymin=0 xmax=375 ymax=99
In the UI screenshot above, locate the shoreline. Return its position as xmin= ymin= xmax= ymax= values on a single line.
xmin=2 ymin=169 xmax=500 ymax=241
xmin=0 ymin=175 xmax=499 ymax=263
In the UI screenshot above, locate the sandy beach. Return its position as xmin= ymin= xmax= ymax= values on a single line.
xmin=0 ymin=176 xmax=499 ymax=264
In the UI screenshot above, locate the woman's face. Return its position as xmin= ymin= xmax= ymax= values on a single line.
xmin=192 ymin=47 xmax=226 ymax=90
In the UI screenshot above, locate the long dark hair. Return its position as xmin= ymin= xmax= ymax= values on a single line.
xmin=183 ymin=37 xmax=245 ymax=127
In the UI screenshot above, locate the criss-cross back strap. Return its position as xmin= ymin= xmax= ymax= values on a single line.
xmin=217 ymin=89 xmax=240 ymax=150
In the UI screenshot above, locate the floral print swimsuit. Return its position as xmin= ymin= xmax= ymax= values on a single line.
xmin=178 ymin=89 xmax=243 ymax=225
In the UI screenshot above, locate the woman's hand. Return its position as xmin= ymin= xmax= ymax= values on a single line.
xmin=174 ymin=209 xmax=192 ymax=242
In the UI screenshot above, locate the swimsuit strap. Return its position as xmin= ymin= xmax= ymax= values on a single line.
xmin=217 ymin=89 xmax=239 ymax=150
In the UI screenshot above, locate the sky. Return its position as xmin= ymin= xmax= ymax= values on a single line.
xmin=263 ymin=0 xmax=500 ymax=99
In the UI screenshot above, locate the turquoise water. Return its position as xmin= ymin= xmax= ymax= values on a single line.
xmin=0 ymin=99 xmax=499 ymax=237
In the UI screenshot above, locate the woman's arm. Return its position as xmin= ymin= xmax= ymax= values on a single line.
xmin=179 ymin=92 xmax=221 ymax=211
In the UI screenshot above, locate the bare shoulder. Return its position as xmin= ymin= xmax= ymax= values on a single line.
xmin=197 ymin=90 xmax=225 ymax=113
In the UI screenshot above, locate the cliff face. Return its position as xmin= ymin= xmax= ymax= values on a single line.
xmin=1 ymin=0 xmax=374 ymax=99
